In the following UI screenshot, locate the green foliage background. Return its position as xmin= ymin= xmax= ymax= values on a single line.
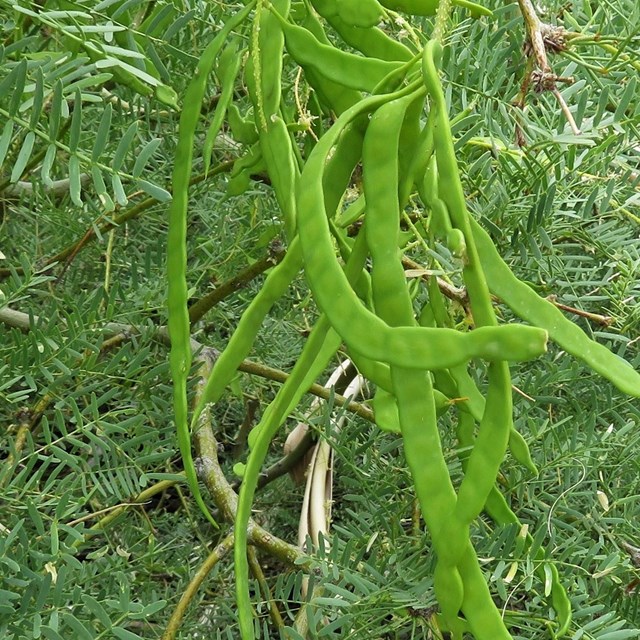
xmin=0 ymin=0 xmax=639 ymax=638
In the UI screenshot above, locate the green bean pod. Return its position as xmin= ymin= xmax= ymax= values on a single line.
xmin=256 ymin=0 xmax=290 ymax=119
xmin=361 ymin=92 xmax=517 ymax=638
xmin=236 ymin=233 xmax=370 ymax=639
xmin=227 ymin=104 xmax=260 ymax=145
xmin=260 ymin=116 xmax=299 ymax=237
xmin=363 ymin=93 xmax=466 ymax=632
xmin=310 ymin=0 xmax=415 ymax=61
xmin=167 ymin=2 xmax=256 ymax=529
xmin=379 ymin=0 xmax=492 ymax=17
xmin=202 ymin=38 xmax=243 ymax=176
xmin=378 ymin=0 xmax=439 ymax=13
xmin=247 ymin=321 xmax=344 ymax=450
xmin=337 ymin=0 xmax=384 ymax=27
xmin=364 ymin=96 xmax=419 ymax=322
xmin=421 ymin=40 xmax=494 ymax=325
xmin=420 ymin=270 xmax=571 ymax=635
xmin=423 ymin=279 xmax=539 ymax=475
xmin=271 ymin=8 xmax=404 ymax=92
xmin=226 ymin=141 xmax=265 ymax=196
xmin=299 ymin=3 xmax=363 ymax=114
xmin=372 ymin=386 xmax=451 ymax=432
xmin=437 ymin=362 xmax=512 ymax=566
xmin=392 ymin=368 xmax=513 ymax=639
xmin=423 ymin=299 xmax=567 ymax=633
xmin=420 ymin=44 xmax=572 ymax=633
xmin=236 ymin=316 xmax=335 ymax=638
xmin=247 ymin=0 xmax=300 ymax=239
xmin=399 ymin=109 xmax=435 ymax=207
xmin=469 ymin=216 xmax=640 ymax=398
xmin=422 ymin=35 xmax=513 ymax=553
xmin=336 ymin=193 xmax=366 ymax=228
xmin=297 ymin=82 xmax=548 ymax=370
xmin=419 ymin=42 xmax=529 ymax=636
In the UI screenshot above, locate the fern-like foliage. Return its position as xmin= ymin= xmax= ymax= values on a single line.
xmin=0 ymin=0 xmax=189 ymax=210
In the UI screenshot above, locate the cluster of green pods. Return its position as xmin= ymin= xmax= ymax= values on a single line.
xmin=166 ymin=2 xmax=640 ymax=638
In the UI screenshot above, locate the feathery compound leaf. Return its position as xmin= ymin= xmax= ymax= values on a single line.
xmin=167 ymin=1 xmax=255 ymax=535
xmin=92 ymin=103 xmax=112 ymax=162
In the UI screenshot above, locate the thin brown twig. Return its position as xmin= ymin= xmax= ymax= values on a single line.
xmin=232 ymin=396 xmax=260 ymax=460
xmin=188 ymin=240 xmax=286 ymax=325
xmin=0 ymin=393 xmax=55 ymax=488
xmin=551 ymin=87 xmax=580 ymax=136
xmin=71 ymin=480 xmax=177 ymax=547
xmin=161 ymin=533 xmax=235 ymax=640
xmin=192 ymin=351 xmax=310 ymax=568
xmin=247 ymin=545 xmax=286 ymax=630
xmin=401 ymin=255 xmax=468 ymax=306
xmin=235 ymin=358 xmax=375 ymax=422
xmin=232 ymin=426 xmax=317 ymax=492
xmin=546 ymin=296 xmax=614 ymax=327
